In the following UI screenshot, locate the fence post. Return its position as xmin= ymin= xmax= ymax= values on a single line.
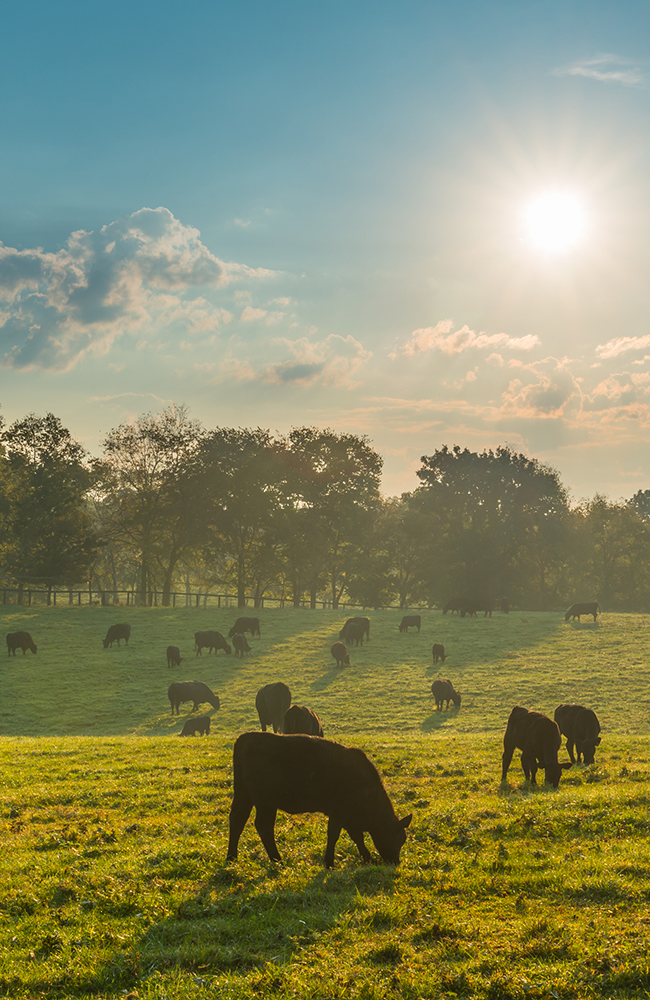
xmin=28 ymin=590 xmax=32 ymax=606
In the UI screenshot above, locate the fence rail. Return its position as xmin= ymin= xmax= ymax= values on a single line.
xmin=0 ymin=587 xmax=430 ymax=612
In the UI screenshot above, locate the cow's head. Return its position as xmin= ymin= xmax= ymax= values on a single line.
xmin=580 ymin=736 xmax=601 ymax=765
xmin=372 ymin=814 xmax=412 ymax=864
xmin=451 ymin=691 xmax=462 ymax=708
xmin=564 ymin=611 xmax=571 ymax=621
xmin=545 ymin=761 xmax=572 ymax=788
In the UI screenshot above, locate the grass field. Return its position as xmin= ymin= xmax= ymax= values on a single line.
xmin=2 ymin=606 xmax=650 ymax=999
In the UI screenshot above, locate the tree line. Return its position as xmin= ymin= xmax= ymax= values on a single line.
xmin=1 ymin=406 xmax=650 ymax=611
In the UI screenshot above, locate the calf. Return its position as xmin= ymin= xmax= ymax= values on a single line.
xmin=432 ymin=643 xmax=446 ymax=664
xmin=180 ymin=715 xmax=211 ymax=737
xmin=501 ymin=706 xmax=572 ymax=787
xmin=554 ymin=704 xmax=602 ymax=765
xmin=342 ymin=617 xmax=370 ymax=642
xmin=166 ymin=645 xmax=182 ymax=669
xmin=339 ymin=621 xmax=365 ymax=646
xmin=399 ymin=615 xmax=421 ymax=632
xmin=331 ymin=641 xmax=350 ymax=667
xmin=256 ymin=682 xmax=291 ymax=733
xmin=6 ymin=631 xmax=37 ymax=656
xmin=232 ymin=633 xmax=252 ymax=658
xmin=431 ymin=678 xmax=461 ymax=710
xmin=228 ymin=617 xmax=261 ymax=638
xmin=194 ymin=631 xmax=231 ymax=656
xmin=564 ymin=602 xmax=599 ymax=622
xmin=102 ymin=623 xmax=131 ymax=649
xmin=283 ymin=704 xmax=324 ymax=737
xmin=226 ymin=731 xmax=412 ymax=867
xmin=168 ymin=681 xmax=220 ymax=716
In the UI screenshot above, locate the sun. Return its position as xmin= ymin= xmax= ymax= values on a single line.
xmin=523 ymin=191 xmax=587 ymax=253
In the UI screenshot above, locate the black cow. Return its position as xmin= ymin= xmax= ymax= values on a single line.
xmin=565 ymin=602 xmax=599 ymax=622
xmin=431 ymin=678 xmax=461 ymax=710
xmin=501 ymin=706 xmax=572 ymax=787
xmin=499 ymin=598 xmax=510 ymax=613
xmin=228 ymin=617 xmax=261 ymax=638
xmin=103 ymin=623 xmax=131 ymax=649
xmin=554 ymin=704 xmax=602 ymax=765
xmin=399 ymin=615 xmax=421 ymax=632
xmin=168 ymin=681 xmax=220 ymax=716
xmin=342 ymin=617 xmax=370 ymax=642
xmin=442 ymin=597 xmax=468 ymax=615
xmin=432 ymin=643 xmax=446 ymax=664
xmin=6 ymin=631 xmax=37 ymax=656
xmin=226 ymin=731 xmax=412 ymax=867
xmin=331 ymin=641 xmax=350 ymax=667
xmin=339 ymin=621 xmax=365 ymax=646
xmin=460 ymin=599 xmax=493 ymax=618
xmin=166 ymin=645 xmax=182 ymax=669
xmin=194 ymin=631 xmax=231 ymax=656
xmin=233 ymin=633 xmax=252 ymax=658
xmin=283 ymin=704 xmax=324 ymax=737
xmin=180 ymin=715 xmax=211 ymax=736
xmin=256 ymin=682 xmax=291 ymax=733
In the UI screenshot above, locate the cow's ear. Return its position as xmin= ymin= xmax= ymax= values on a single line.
xmin=561 ymin=762 xmax=573 ymax=770
xmin=400 ymin=814 xmax=413 ymax=829
xmin=595 ymin=737 xmax=602 ymax=745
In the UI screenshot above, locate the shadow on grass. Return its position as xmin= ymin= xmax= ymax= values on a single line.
xmin=309 ymin=667 xmax=347 ymax=692
xmin=421 ymin=709 xmax=460 ymax=732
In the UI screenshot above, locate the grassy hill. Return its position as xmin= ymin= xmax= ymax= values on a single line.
xmin=1 ymin=607 xmax=650 ymax=998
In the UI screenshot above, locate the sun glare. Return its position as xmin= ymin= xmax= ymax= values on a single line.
xmin=523 ymin=191 xmax=587 ymax=253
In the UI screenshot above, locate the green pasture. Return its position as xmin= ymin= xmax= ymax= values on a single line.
xmin=2 ymin=607 xmax=650 ymax=999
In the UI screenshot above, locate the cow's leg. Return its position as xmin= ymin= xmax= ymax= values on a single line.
xmin=254 ymin=806 xmax=281 ymax=862
xmin=521 ymin=751 xmax=537 ymax=784
xmin=325 ymin=817 xmax=343 ymax=868
xmin=566 ymin=739 xmax=576 ymax=764
xmin=345 ymin=824 xmax=371 ymax=864
xmin=227 ymin=794 xmax=254 ymax=861
xmin=501 ymin=741 xmax=515 ymax=781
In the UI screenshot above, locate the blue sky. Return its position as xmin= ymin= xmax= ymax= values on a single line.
xmin=2 ymin=1 xmax=650 ymax=499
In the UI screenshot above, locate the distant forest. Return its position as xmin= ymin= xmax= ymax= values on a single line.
xmin=2 ymin=405 xmax=650 ymax=611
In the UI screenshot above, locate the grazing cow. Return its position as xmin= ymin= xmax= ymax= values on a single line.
xmin=102 ymin=623 xmax=131 ymax=649
xmin=431 ymin=678 xmax=461 ymax=710
xmin=233 ymin=633 xmax=252 ymax=658
xmin=330 ymin=641 xmax=350 ymax=668
xmin=342 ymin=617 xmax=370 ymax=642
xmin=501 ymin=706 xmax=572 ymax=787
xmin=180 ymin=715 xmax=211 ymax=737
xmin=565 ymin=602 xmax=599 ymax=622
xmin=432 ymin=643 xmax=446 ymax=664
xmin=442 ymin=597 xmax=468 ymax=615
xmin=554 ymin=704 xmax=602 ymax=765
xmin=460 ymin=599 xmax=493 ymax=618
xmin=194 ymin=631 xmax=231 ymax=656
xmin=226 ymin=731 xmax=412 ymax=867
xmin=166 ymin=645 xmax=182 ymax=669
xmin=228 ymin=617 xmax=261 ymax=638
xmin=283 ymin=704 xmax=324 ymax=737
xmin=339 ymin=621 xmax=365 ymax=646
xmin=399 ymin=615 xmax=421 ymax=633
xmin=256 ymin=682 xmax=291 ymax=733
xmin=168 ymin=681 xmax=220 ymax=716
xmin=6 ymin=631 xmax=37 ymax=656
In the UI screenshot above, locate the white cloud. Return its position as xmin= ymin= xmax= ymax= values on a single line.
xmin=554 ymin=53 xmax=644 ymax=87
xmin=240 ymin=306 xmax=268 ymax=322
xmin=596 ymin=334 xmax=650 ymax=359
xmin=401 ymin=319 xmax=540 ymax=356
xmin=0 ymin=207 xmax=274 ymax=369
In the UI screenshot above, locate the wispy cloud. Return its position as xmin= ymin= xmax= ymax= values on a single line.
xmin=596 ymin=335 xmax=650 ymax=359
xmin=400 ymin=319 xmax=539 ymax=356
xmin=263 ymin=333 xmax=371 ymax=388
xmin=554 ymin=53 xmax=644 ymax=87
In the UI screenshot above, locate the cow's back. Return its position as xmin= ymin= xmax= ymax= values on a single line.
xmin=283 ymin=704 xmax=324 ymax=737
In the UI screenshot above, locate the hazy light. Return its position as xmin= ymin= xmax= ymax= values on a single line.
xmin=523 ymin=192 xmax=587 ymax=253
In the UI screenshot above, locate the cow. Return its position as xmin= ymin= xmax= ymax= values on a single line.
xmin=442 ymin=597 xmax=468 ymax=615
xmin=431 ymin=678 xmax=461 ymax=710
xmin=499 ymin=598 xmax=510 ymax=614
xmin=179 ymin=715 xmax=211 ymax=737
xmin=283 ymin=704 xmax=324 ymax=737
xmin=342 ymin=617 xmax=370 ymax=642
xmin=228 ymin=617 xmax=261 ymax=638
xmin=6 ymin=631 xmax=37 ymax=656
xmin=168 ymin=681 xmax=220 ymax=716
xmin=166 ymin=645 xmax=182 ymax=669
xmin=194 ymin=631 xmax=231 ymax=656
xmin=399 ymin=615 xmax=421 ymax=632
xmin=554 ymin=704 xmax=602 ymax=765
xmin=256 ymin=682 xmax=291 ymax=733
xmin=339 ymin=621 xmax=365 ymax=646
xmin=501 ymin=706 xmax=572 ymax=787
xmin=565 ymin=602 xmax=599 ymax=622
xmin=460 ymin=599 xmax=493 ymax=618
xmin=102 ymin=623 xmax=131 ymax=649
xmin=233 ymin=633 xmax=252 ymax=658
xmin=432 ymin=643 xmax=446 ymax=664
xmin=226 ymin=731 xmax=412 ymax=868
xmin=330 ymin=641 xmax=350 ymax=668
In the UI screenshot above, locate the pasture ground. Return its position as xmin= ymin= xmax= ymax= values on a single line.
xmin=1 ymin=606 xmax=650 ymax=998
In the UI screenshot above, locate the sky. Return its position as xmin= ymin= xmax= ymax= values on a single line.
xmin=2 ymin=0 xmax=650 ymax=501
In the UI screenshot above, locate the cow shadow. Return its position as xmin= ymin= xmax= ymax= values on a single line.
xmin=421 ymin=709 xmax=460 ymax=732
xmin=567 ymin=622 xmax=600 ymax=630
xmin=310 ymin=667 xmax=348 ymax=692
